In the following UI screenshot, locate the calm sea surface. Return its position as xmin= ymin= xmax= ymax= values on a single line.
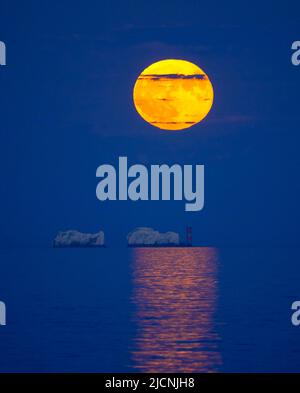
xmin=0 ymin=247 xmax=299 ymax=372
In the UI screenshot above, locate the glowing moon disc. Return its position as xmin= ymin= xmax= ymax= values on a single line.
xmin=133 ymin=59 xmax=214 ymax=131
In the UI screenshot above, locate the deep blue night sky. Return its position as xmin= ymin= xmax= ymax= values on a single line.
xmin=1 ymin=0 xmax=300 ymax=247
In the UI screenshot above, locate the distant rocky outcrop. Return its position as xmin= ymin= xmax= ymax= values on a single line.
xmin=53 ymin=230 xmax=105 ymax=247
xmin=127 ymin=227 xmax=180 ymax=246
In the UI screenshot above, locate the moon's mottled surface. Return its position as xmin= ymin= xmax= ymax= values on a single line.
xmin=133 ymin=59 xmax=214 ymax=131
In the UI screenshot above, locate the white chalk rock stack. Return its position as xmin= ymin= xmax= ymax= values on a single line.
xmin=53 ymin=230 xmax=105 ymax=247
xmin=127 ymin=227 xmax=179 ymax=246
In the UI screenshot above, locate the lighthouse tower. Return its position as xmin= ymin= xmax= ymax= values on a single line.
xmin=186 ymin=226 xmax=193 ymax=246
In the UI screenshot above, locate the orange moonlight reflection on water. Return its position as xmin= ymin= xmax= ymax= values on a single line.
xmin=130 ymin=247 xmax=222 ymax=373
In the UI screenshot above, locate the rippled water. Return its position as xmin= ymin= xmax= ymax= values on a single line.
xmin=0 ymin=247 xmax=299 ymax=372
xmin=131 ymin=248 xmax=221 ymax=372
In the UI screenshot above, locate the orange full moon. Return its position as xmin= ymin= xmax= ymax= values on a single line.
xmin=133 ymin=59 xmax=214 ymax=131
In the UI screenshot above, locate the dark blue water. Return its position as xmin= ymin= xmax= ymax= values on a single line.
xmin=0 ymin=247 xmax=299 ymax=372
